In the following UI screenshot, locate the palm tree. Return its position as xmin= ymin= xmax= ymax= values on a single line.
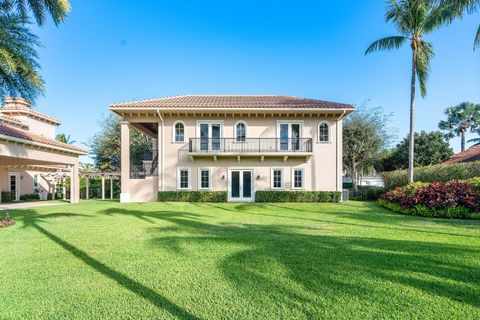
xmin=439 ymin=102 xmax=480 ymax=151
xmin=0 ymin=14 xmax=43 ymax=100
xmin=0 ymin=0 xmax=71 ymax=26
xmin=439 ymin=0 xmax=479 ymax=49
xmin=366 ymin=0 xmax=459 ymax=183
xmin=79 ymin=163 xmax=95 ymax=172
xmin=56 ymin=133 xmax=76 ymax=144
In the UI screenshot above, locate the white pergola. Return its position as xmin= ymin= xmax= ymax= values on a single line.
xmin=79 ymin=172 xmax=121 ymax=200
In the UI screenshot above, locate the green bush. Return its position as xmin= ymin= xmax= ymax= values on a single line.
xmin=381 ymin=161 xmax=480 ymax=190
xmin=19 ymin=193 xmax=40 ymax=201
xmin=158 ymin=191 xmax=227 ymax=202
xmin=349 ymin=186 xmax=385 ymax=201
xmin=255 ymin=191 xmax=342 ymax=203
xmin=1 ymin=192 xmax=12 ymax=203
xmin=378 ymin=199 xmax=480 ymax=220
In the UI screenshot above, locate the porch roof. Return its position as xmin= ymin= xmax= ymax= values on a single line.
xmin=0 ymin=122 xmax=88 ymax=155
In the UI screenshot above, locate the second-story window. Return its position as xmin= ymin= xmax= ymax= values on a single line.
xmin=318 ymin=122 xmax=329 ymax=142
xmin=174 ymin=121 xmax=185 ymax=142
xmin=235 ymin=122 xmax=246 ymax=142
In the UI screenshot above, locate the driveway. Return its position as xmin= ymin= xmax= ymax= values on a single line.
xmin=0 ymin=201 xmax=65 ymax=211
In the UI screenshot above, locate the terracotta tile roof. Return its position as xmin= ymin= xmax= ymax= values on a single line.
xmin=0 ymin=105 xmax=61 ymax=125
xmin=110 ymin=95 xmax=354 ymax=110
xmin=0 ymin=123 xmax=87 ymax=154
xmin=0 ymin=114 xmax=28 ymax=129
xmin=442 ymin=145 xmax=480 ymax=164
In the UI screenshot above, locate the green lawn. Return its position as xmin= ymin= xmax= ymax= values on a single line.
xmin=1 ymin=201 xmax=479 ymax=319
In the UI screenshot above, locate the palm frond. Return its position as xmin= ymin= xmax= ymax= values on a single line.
xmin=415 ymin=40 xmax=434 ymax=97
xmin=475 ymin=24 xmax=480 ymax=50
xmin=0 ymin=0 xmax=70 ymax=26
xmin=422 ymin=0 xmax=463 ymax=33
xmin=365 ymin=36 xmax=408 ymax=55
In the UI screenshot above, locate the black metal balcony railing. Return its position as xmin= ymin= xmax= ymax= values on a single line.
xmin=186 ymin=138 xmax=313 ymax=153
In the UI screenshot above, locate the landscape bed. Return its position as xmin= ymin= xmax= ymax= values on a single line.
xmin=0 ymin=200 xmax=479 ymax=319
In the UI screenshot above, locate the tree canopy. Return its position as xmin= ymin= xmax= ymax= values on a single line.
xmin=438 ymin=102 xmax=480 ymax=152
xmin=89 ymin=114 xmax=151 ymax=172
xmin=381 ymin=131 xmax=454 ymax=171
xmin=343 ymin=104 xmax=394 ymax=189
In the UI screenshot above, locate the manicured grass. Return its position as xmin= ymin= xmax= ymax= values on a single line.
xmin=1 ymin=200 xmax=479 ymax=319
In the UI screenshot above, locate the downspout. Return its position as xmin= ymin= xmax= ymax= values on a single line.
xmin=336 ymin=110 xmax=346 ymax=194
xmin=157 ymin=111 xmax=165 ymax=191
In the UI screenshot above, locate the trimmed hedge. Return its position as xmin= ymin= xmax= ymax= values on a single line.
xmin=1 ymin=192 xmax=12 ymax=203
xmin=19 ymin=193 xmax=40 ymax=201
xmin=158 ymin=191 xmax=227 ymax=202
xmin=255 ymin=191 xmax=342 ymax=203
xmin=349 ymin=186 xmax=385 ymax=201
xmin=381 ymin=161 xmax=480 ymax=190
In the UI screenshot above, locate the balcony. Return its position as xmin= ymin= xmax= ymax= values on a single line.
xmin=181 ymin=138 xmax=313 ymax=162
xmin=130 ymin=149 xmax=158 ymax=179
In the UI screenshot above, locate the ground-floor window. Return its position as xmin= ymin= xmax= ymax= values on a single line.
xmin=271 ymin=168 xmax=283 ymax=189
xmin=198 ymin=168 xmax=211 ymax=189
xmin=292 ymin=168 xmax=304 ymax=189
xmin=177 ymin=168 xmax=191 ymax=190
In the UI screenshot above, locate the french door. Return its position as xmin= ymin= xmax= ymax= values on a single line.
xmin=199 ymin=122 xmax=222 ymax=151
xmin=229 ymin=169 xmax=254 ymax=202
xmin=9 ymin=172 xmax=19 ymax=201
xmin=278 ymin=123 xmax=301 ymax=151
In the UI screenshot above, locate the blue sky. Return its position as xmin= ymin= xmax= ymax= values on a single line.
xmin=33 ymin=0 xmax=479 ymax=158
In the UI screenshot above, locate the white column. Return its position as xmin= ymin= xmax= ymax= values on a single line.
xmin=110 ymin=177 xmax=113 ymax=200
xmin=85 ymin=176 xmax=89 ymax=200
xmin=120 ymin=121 xmax=131 ymax=202
xmin=101 ymin=176 xmax=105 ymax=200
xmin=70 ymin=162 xmax=80 ymax=204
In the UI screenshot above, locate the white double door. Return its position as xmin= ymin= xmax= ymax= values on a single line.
xmin=228 ymin=169 xmax=254 ymax=202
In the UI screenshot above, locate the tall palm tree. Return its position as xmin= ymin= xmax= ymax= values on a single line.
xmin=439 ymin=102 xmax=480 ymax=151
xmin=0 ymin=0 xmax=71 ymax=26
xmin=80 ymin=162 xmax=95 ymax=172
xmin=366 ymin=0 xmax=459 ymax=183
xmin=56 ymin=133 xmax=76 ymax=144
xmin=0 ymin=14 xmax=43 ymax=100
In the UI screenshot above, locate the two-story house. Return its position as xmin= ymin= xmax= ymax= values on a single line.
xmin=110 ymin=95 xmax=354 ymax=202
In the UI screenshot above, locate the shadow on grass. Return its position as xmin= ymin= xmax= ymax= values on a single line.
xmin=100 ymin=206 xmax=480 ymax=315
xmin=13 ymin=209 xmax=200 ymax=320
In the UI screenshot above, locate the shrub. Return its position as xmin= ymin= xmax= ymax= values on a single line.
xmin=379 ymin=180 xmax=480 ymax=219
xmin=255 ymin=191 xmax=342 ymax=203
xmin=342 ymin=182 xmax=353 ymax=189
xmin=1 ymin=192 xmax=12 ymax=203
xmin=349 ymin=186 xmax=385 ymax=201
xmin=19 ymin=193 xmax=40 ymax=201
xmin=381 ymin=161 xmax=480 ymax=190
xmin=158 ymin=191 xmax=227 ymax=202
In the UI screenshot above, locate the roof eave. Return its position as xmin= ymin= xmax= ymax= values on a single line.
xmin=0 ymin=134 xmax=88 ymax=156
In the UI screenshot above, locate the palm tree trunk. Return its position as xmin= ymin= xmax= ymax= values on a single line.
xmin=461 ymin=131 xmax=466 ymax=152
xmin=408 ymin=49 xmax=416 ymax=184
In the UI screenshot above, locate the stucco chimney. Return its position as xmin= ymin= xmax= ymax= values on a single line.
xmin=2 ymin=97 xmax=32 ymax=109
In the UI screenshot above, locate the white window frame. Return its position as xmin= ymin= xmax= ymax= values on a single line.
xmin=291 ymin=168 xmax=305 ymax=190
xmin=271 ymin=168 xmax=284 ymax=190
xmin=276 ymin=120 xmax=304 ymax=151
xmin=234 ymin=121 xmax=247 ymax=142
xmin=172 ymin=121 xmax=186 ymax=143
xmin=198 ymin=168 xmax=212 ymax=190
xmin=177 ymin=168 xmax=191 ymax=190
xmin=318 ymin=121 xmax=330 ymax=143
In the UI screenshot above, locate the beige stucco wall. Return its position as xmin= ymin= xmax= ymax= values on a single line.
xmin=14 ymin=115 xmax=57 ymax=138
xmin=0 ymin=169 xmax=55 ymax=198
xmin=155 ymin=116 xmax=343 ymax=194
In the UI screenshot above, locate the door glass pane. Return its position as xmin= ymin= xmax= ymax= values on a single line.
xmin=10 ymin=175 xmax=16 ymax=199
xmin=200 ymin=124 xmax=209 ymax=151
xmin=292 ymin=124 xmax=300 ymax=151
xmin=212 ymin=124 xmax=221 ymax=151
xmin=280 ymin=124 xmax=289 ymax=151
xmin=231 ymin=171 xmax=240 ymax=198
xmin=243 ymin=171 xmax=252 ymax=198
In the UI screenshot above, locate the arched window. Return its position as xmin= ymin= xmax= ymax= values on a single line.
xmin=235 ymin=122 xmax=246 ymax=142
xmin=318 ymin=122 xmax=329 ymax=142
xmin=174 ymin=121 xmax=185 ymax=142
